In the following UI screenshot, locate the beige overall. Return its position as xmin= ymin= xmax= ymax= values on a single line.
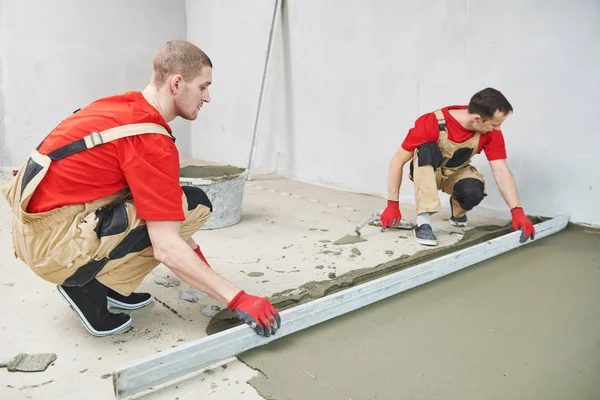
xmin=1 ymin=123 xmax=211 ymax=295
xmin=410 ymin=109 xmax=487 ymax=217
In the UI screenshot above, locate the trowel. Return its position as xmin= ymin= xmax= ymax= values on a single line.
xmin=0 ymin=353 xmax=57 ymax=372
xmin=354 ymin=211 xmax=415 ymax=236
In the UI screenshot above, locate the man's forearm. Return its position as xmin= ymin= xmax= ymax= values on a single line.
xmin=157 ymin=239 xmax=239 ymax=304
xmin=387 ymin=161 xmax=403 ymax=201
xmin=491 ymin=161 xmax=521 ymax=209
xmin=387 ymin=148 xmax=414 ymax=201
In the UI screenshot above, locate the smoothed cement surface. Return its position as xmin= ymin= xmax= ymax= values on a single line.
xmin=239 ymin=225 xmax=600 ymax=400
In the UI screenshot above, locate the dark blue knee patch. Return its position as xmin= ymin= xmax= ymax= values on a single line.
xmin=182 ymin=186 xmax=213 ymax=212
xmin=453 ymin=178 xmax=485 ymax=211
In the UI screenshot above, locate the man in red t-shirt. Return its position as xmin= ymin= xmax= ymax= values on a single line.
xmin=2 ymin=40 xmax=280 ymax=338
xmin=381 ymin=88 xmax=535 ymax=246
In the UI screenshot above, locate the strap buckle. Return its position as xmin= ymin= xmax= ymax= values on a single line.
xmin=89 ymin=131 xmax=104 ymax=146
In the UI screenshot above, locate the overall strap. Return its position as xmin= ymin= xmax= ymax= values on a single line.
xmin=46 ymin=123 xmax=174 ymax=161
xmin=433 ymin=109 xmax=447 ymax=134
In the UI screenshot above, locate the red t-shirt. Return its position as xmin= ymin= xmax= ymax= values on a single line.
xmin=27 ymin=91 xmax=185 ymax=221
xmin=401 ymin=105 xmax=507 ymax=161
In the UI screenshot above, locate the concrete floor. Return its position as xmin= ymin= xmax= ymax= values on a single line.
xmin=240 ymin=224 xmax=600 ymax=400
xmin=0 ymin=170 xmax=509 ymax=399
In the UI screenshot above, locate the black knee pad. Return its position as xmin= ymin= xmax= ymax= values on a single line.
xmin=182 ymin=186 xmax=213 ymax=212
xmin=453 ymin=178 xmax=485 ymax=211
xmin=445 ymin=148 xmax=474 ymax=168
xmin=416 ymin=142 xmax=443 ymax=169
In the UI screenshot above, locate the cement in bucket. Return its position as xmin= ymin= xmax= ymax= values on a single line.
xmin=179 ymin=165 xmax=247 ymax=230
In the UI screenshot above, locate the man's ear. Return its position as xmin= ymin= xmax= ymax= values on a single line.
xmin=169 ymin=75 xmax=183 ymax=94
xmin=472 ymin=114 xmax=483 ymax=124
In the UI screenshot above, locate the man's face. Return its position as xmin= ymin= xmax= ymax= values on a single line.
xmin=472 ymin=110 xmax=508 ymax=133
xmin=173 ymin=67 xmax=212 ymax=121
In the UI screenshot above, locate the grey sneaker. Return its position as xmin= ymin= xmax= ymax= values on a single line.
xmin=450 ymin=197 xmax=468 ymax=227
xmin=414 ymin=224 xmax=438 ymax=246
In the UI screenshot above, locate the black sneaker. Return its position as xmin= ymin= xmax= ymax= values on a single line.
xmin=414 ymin=224 xmax=438 ymax=246
xmin=57 ymin=279 xmax=132 ymax=337
xmin=450 ymin=197 xmax=468 ymax=227
xmin=107 ymin=289 xmax=153 ymax=310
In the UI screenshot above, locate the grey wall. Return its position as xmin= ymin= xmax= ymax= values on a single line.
xmin=186 ymin=0 xmax=600 ymax=226
xmin=0 ymin=0 xmax=190 ymax=167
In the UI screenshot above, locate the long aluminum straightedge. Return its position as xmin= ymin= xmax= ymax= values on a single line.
xmin=113 ymin=215 xmax=569 ymax=399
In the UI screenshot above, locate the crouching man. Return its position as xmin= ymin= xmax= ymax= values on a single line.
xmin=381 ymin=88 xmax=535 ymax=246
xmin=1 ymin=40 xmax=280 ymax=337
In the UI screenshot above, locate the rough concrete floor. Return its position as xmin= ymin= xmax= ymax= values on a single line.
xmin=0 ymin=170 xmax=504 ymax=399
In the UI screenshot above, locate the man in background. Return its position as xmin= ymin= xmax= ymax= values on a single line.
xmin=381 ymin=87 xmax=535 ymax=246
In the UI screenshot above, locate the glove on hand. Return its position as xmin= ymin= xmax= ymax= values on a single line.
xmin=511 ymin=207 xmax=535 ymax=243
xmin=381 ymin=200 xmax=402 ymax=229
xmin=228 ymin=291 xmax=281 ymax=337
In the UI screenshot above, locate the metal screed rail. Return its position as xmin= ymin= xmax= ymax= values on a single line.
xmin=113 ymin=215 xmax=569 ymax=399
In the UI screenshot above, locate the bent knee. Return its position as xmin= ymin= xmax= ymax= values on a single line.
xmin=453 ymin=178 xmax=485 ymax=210
xmin=416 ymin=142 xmax=443 ymax=169
xmin=182 ymin=186 xmax=213 ymax=212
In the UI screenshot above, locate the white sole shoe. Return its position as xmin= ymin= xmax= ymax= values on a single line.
xmin=415 ymin=236 xmax=438 ymax=246
xmin=450 ymin=219 xmax=468 ymax=227
xmin=107 ymin=294 xmax=153 ymax=310
xmin=57 ymin=286 xmax=133 ymax=337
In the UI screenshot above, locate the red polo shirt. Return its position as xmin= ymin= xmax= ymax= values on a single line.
xmin=26 ymin=91 xmax=185 ymax=221
xmin=401 ymin=105 xmax=507 ymax=161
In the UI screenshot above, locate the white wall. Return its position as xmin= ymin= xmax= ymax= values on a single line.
xmin=1 ymin=1 xmax=598 ymax=225
xmin=0 ymin=0 xmax=190 ymax=168
xmin=187 ymin=0 xmax=600 ymax=226
xmin=185 ymin=0 xmax=288 ymax=172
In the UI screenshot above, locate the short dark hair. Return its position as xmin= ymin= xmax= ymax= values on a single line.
xmin=467 ymin=88 xmax=513 ymax=120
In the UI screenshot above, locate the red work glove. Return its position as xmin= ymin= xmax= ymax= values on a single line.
xmin=228 ymin=291 xmax=281 ymax=337
xmin=193 ymin=245 xmax=211 ymax=268
xmin=380 ymin=200 xmax=402 ymax=229
xmin=511 ymin=207 xmax=535 ymax=243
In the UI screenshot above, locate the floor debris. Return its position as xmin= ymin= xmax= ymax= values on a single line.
xmin=450 ymin=232 xmax=465 ymax=240
xmin=155 ymin=276 xmax=181 ymax=287
xmin=333 ymin=234 xmax=367 ymax=245
xmin=0 ymin=353 xmax=57 ymax=372
xmin=180 ymin=291 xmax=201 ymax=303
xmin=201 ymin=305 xmax=222 ymax=317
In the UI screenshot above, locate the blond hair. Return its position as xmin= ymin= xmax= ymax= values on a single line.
xmin=152 ymin=40 xmax=212 ymax=88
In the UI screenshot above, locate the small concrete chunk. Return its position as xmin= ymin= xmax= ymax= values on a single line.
xmin=180 ymin=291 xmax=200 ymax=303
xmin=201 ymin=305 xmax=222 ymax=317
xmin=155 ymin=276 xmax=181 ymax=287
xmin=6 ymin=353 xmax=57 ymax=372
